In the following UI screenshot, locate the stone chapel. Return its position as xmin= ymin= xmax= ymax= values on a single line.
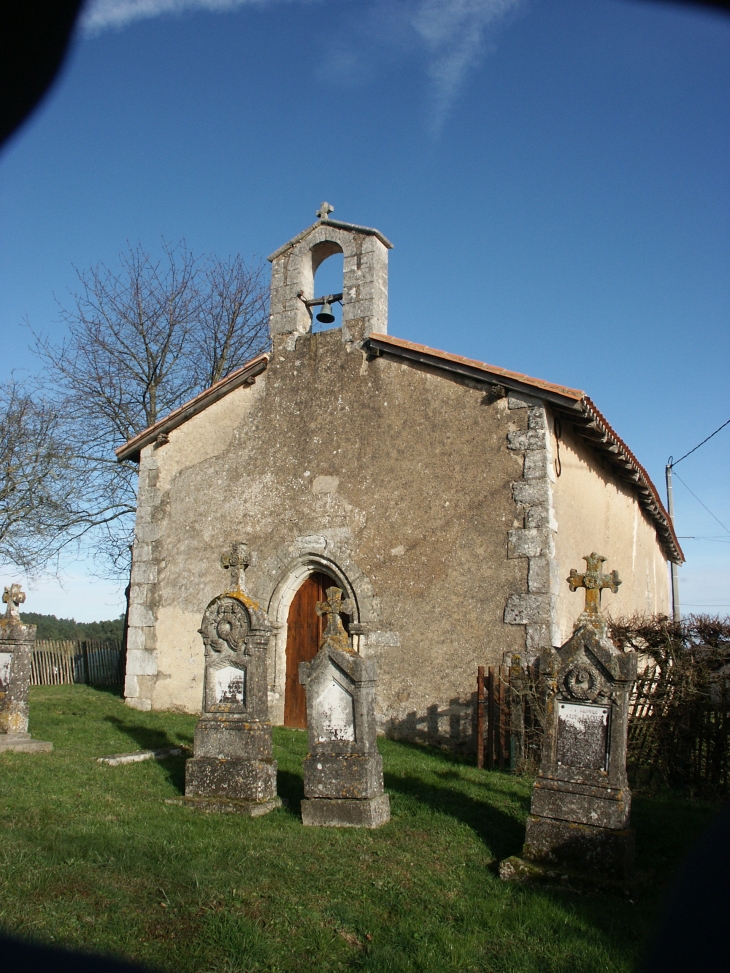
xmin=116 ymin=208 xmax=683 ymax=750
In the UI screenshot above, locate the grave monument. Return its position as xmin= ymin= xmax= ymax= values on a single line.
xmin=0 ymin=584 xmax=52 ymax=753
xmin=501 ymin=553 xmax=636 ymax=882
xmin=182 ymin=543 xmax=280 ymax=814
xmin=299 ymin=585 xmax=390 ymax=828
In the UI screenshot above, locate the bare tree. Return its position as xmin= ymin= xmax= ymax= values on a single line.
xmin=0 ymin=380 xmax=78 ymax=573
xmin=33 ymin=240 xmax=270 ymax=576
xmin=197 ymin=254 xmax=270 ymax=389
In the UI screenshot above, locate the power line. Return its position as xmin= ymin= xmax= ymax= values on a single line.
xmin=673 ymin=471 xmax=730 ymax=537
xmin=670 ymin=417 xmax=730 ymax=468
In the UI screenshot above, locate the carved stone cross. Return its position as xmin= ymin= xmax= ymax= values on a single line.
xmin=316 ymin=201 xmax=334 ymax=220
xmin=568 ymin=553 xmax=621 ymax=637
xmin=316 ymin=586 xmax=354 ymax=646
xmin=2 ymin=583 xmax=25 ymax=620
xmin=221 ymin=542 xmax=250 ymax=591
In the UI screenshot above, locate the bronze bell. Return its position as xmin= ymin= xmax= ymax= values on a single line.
xmin=316 ymin=298 xmax=336 ymax=325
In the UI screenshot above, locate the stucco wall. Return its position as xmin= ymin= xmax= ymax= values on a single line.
xmin=126 ymin=326 xmax=530 ymax=748
xmin=550 ymin=413 xmax=671 ymax=643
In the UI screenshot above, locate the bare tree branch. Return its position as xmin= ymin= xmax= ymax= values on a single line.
xmin=28 ymin=240 xmax=270 ymax=578
xmin=0 ymin=380 xmax=78 ymax=573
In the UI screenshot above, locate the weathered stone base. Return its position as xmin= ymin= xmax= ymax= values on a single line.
xmin=193 ymin=719 xmax=274 ymax=761
xmin=301 ymin=793 xmax=390 ymax=828
xmin=499 ymin=854 xmax=631 ymax=888
xmin=185 ymin=756 xmax=278 ymax=802
xmin=0 ymin=733 xmax=52 ymax=753
xmin=303 ymin=752 xmax=385 ymax=800
xmin=166 ymin=796 xmax=282 ymax=816
xmin=522 ymin=814 xmax=634 ymax=880
xmin=530 ymin=776 xmax=631 ymax=830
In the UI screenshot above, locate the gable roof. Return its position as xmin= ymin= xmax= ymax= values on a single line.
xmin=367 ymin=334 xmax=683 ymax=564
xmin=267 ymin=218 xmax=394 ymax=262
xmin=115 ymin=334 xmax=683 ymax=564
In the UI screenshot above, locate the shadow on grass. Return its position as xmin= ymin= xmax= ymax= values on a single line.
xmin=381 ymin=735 xmax=476 ymax=767
xmin=88 ymin=683 xmax=124 ymax=699
xmin=103 ymin=715 xmax=192 ymax=793
xmin=384 ymin=771 xmax=527 ymax=861
xmin=276 ymin=768 xmax=305 ymax=818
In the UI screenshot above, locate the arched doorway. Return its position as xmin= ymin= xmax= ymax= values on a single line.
xmin=284 ymin=571 xmax=350 ymax=728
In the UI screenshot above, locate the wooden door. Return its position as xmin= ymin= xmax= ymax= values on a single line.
xmin=284 ymin=572 xmax=347 ymax=728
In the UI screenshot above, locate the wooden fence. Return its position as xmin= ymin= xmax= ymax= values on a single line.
xmin=476 ymin=659 xmax=730 ymax=794
xmin=31 ymin=639 xmax=124 ymax=688
xmin=476 ymin=664 xmax=544 ymax=772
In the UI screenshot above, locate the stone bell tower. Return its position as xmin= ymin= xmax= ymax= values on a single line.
xmin=267 ymin=203 xmax=393 ymax=349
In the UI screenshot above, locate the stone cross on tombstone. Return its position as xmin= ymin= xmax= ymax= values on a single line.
xmin=316 ymin=201 xmax=334 ymax=220
xmin=221 ymin=542 xmax=250 ymax=592
xmin=0 ymin=584 xmax=52 ymax=753
xmin=500 ymin=554 xmax=636 ymax=885
xmin=180 ymin=542 xmax=280 ymax=815
xmin=299 ymin=585 xmax=390 ymax=829
xmin=567 ymin=552 xmax=621 ymax=639
xmin=3 ymin=584 xmax=25 ymax=619
xmin=316 ymin=587 xmax=354 ymax=654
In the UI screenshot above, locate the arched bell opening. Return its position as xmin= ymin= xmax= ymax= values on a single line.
xmin=310 ymin=241 xmax=344 ymax=333
xmin=267 ymin=555 xmax=359 ymax=728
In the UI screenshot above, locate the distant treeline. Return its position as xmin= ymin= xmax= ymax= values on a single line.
xmin=19 ymin=612 xmax=124 ymax=642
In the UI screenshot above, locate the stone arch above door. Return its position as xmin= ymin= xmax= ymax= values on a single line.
xmin=261 ymin=536 xmax=380 ymax=726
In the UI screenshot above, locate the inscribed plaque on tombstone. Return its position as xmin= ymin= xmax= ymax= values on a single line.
xmin=316 ymin=676 xmax=355 ymax=743
xmin=0 ymin=653 xmax=12 ymax=691
xmin=557 ymin=701 xmax=610 ymax=771
xmin=214 ymin=666 xmax=246 ymax=707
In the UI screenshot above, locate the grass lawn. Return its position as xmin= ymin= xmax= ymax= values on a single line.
xmin=0 ymin=685 xmax=721 ymax=973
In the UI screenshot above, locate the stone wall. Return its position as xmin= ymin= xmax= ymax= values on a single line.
xmin=124 ymin=325 xmax=530 ymax=746
xmin=123 ymin=327 xmax=671 ymax=745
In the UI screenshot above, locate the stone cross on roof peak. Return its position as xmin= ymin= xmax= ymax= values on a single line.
xmin=220 ymin=542 xmax=250 ymax=592
xmin=316 ymin=585 xmax=354 ymax=651
xmin=2 ymin=583 xmax=25 ymax=620
xmin=567 ymin=552 xmax=621 ymax=637
xmin=316 ymin=201 xmax=334 ymax=220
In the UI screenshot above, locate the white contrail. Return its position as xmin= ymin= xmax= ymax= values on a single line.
xmin=81 ymin=0 xmax=291 ymax=35
xmin=413 ymin=0 xmax=522 ymax=132
xmin=81 ymin=0 xmax=523 ymax=130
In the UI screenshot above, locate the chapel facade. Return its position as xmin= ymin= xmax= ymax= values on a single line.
xmin=116 ymin=210 xmax=682 ymax=750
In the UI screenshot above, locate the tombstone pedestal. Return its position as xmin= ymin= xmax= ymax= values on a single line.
xmin=501 ymin=554 xmax=636 ymax=885
xmin=299 ymin=587 xmax=390 ymax=829
xmin=180 ymin=553 xmax=280 ymax=815
xmin=0 ymin=733 xmax=53 ymax=753
xmin=0 ymin=586 xmax=52 ymax=754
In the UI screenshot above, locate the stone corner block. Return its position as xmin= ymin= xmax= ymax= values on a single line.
xmin=504 ymin=594 xmax=551 ymax=626
xmin=125 ymin=696 xmax=152 ymax=713
xmin=125 ymin=626 xmax=146 ymax=651
xmin=512 ymin=480 xmax=550 ymax=507
xmin=507 ymin=528 xmax=555 ymax=559
xmin=128 ymin=604 xmax=155 ymax=628
xmin=126 ymin=649 xmax=158 ymax=676
xmin=507 ymin=429 xmax=547 ymax=452
xmin=527 ymin=407 xmax=547 ymax=430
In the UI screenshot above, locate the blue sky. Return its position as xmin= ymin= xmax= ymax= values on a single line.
xmin=1 ymin=0 xmax=728 ymax=621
